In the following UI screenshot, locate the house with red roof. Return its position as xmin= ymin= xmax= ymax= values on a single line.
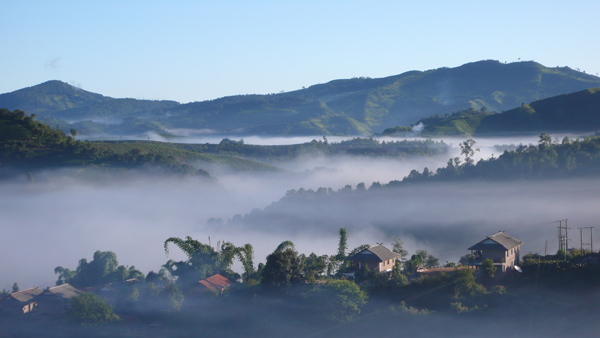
xmin=186 ymin=274 xmax=233 ymax=296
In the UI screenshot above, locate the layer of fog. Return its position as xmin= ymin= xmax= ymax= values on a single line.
xmin=1 ymin=132 xmax=592 ymax=289
xmin=225 ymin=178 xmax=600 ymax=265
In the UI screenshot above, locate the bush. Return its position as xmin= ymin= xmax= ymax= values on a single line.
xmin=66 ymin=293 xmax=119 ymax=324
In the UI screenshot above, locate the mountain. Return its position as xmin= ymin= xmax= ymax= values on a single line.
xmin=0 ymin=80 xmax=109 ymax=115
xmin=2 ymin=60 xmax=600 ymax=136
xmin=404 ymin=87 xmax=600 ymax=136
xmin=157 ymin=60 xmax=600 ymax=135
xmin=0 ymin=80 xmax=179 ymax=121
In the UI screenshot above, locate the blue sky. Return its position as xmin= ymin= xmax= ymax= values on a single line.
xmin=2 ymin=0 xmax=599 ymax=103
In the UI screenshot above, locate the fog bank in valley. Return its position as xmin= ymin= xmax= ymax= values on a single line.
xmin=1 ymin=133 xmax=594 ymax=289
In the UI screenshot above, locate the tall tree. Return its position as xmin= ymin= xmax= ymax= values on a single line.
xmin=391 ymin=237 xmax=409 ymax=261
xmin=261 ymin=242 xmax=304 ymax=287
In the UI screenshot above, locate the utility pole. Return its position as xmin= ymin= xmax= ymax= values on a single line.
xmin=585 ymin=227 xmax=595 ymax=253
xmin=556 ymin=219 xmax=570 ymax=253
xmin=580 ymin=227 xmax=584 ymax=253
xmin=565 ymin=219 xmax=569 ymax=251
xmin=558 ymin=220 xmax=563 ymax=251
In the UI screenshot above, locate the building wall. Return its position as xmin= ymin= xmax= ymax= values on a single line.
xmin=35 ymin=294 xmax=69 ymax=315
xmin=504 ymin=245 xmax=521 ymax=268
xmin=481 ymin=250 xmax=506 ymax=263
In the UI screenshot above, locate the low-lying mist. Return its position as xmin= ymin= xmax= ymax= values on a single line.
xmin=1 ymin=133 xmax=592 ymax=290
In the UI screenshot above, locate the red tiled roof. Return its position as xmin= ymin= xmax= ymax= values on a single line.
xmin=197 ymin=274 xmax=232 ymax=292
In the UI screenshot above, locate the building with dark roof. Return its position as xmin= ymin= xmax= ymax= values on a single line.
xmin=0 ymin=287 xmax=43 ymax=315
xmin=346 ymin=244 xmax=401 ymax=273
xmin=468 ymin=231 xmax=523 ymax=273
xmin=31 ymin=283 xmax=82 ymax=315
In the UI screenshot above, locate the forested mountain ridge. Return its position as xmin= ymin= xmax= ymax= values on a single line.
xmin=147 ymin=60 xmax=600 ymax=135
xmin=2 ymin=60 xmax=599 ymax=136
xmin=393 ymin=87 xmax=600 ymax=136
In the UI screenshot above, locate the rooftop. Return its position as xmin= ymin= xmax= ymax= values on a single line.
xmin=468 ymin=231 xmax=523 ymax=251
xmin=1 ymin=287 xmax=43 ymax=303
xmin=197 ymin=274 xmax=233 ymax=292
xmin=346 ymin=244 xmax=400 ymax=262
xmin=42 ymin=283 xmax=82 ymax=299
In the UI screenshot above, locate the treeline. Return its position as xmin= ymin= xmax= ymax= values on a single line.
xmin=397 ymin=133 xmax=600 ymax=184
xmin=174 ymin=137 xmax=448 ymax=162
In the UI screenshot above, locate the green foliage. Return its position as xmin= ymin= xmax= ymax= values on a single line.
xmin=261 ymin=245 xmax=305 ymax=287
xmin=66 ymin=293 xmax=119 ymax=324
xmin=302 ymin=253 xmax=328 ymax=282
xmin=11 ymin=283 xmax=19 ymax=293
xmin=54 ymin=250 xmax=144 ymax=288
xmin=163 ymin=236 xmax=253 ymax=287
xmin=397 ymin=134 xmax=600 ymax=183
xmin=404 ymin=250 xmax=439 ymax=272
xmin=391 ymin=237 xmax=409 ymax=261
xmin=481 ymin=259 xmax=497 ymax=278
xmin=303 ymin=280 xmax=368 ymax=322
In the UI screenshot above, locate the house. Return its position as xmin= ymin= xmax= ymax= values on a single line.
xmin=346 ymin=244 xmax=401 ymax=273
xmin=31 ymin=283 xmax=82 ymax=315
xmin=186 ymin=274 xmax=233 ymax=295
xmin=468 ymin=231 xmax=523 ymax=273
xmin=0 ymin=287 xmax=43 ymax=315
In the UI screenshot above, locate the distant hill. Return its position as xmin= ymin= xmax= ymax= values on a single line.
xmin=2 ymin=60 xmax=600 ymax=136
xmin=0 ymin=80 xmax=179 ymax=121
xmin=0 ymin=108 xmax=279 ymax=178
xmin=401 ymin=87 xmax=600 ymax=136
xmin=0 ymin=80 xmax=109 ymax=115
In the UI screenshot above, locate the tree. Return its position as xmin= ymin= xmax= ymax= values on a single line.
xmin=70 ymin=129 xmax=77 ymax=137
xmin=11 ymin=283 xmax=19 ymax=293
xmin=163 ymin=236 xmax=250 ymax=287
xmin=261 ymin=244 xmax=304 ymax=287
xmin=54 ymin=251 xmax=143 ymax=288
xmin=539 ymin=133 xmax=552 ymax=148
xmin=303 ymin=253 xmax=328 ymax=282
xmin=336 ymin=228 xmax=348 ymax=261
xmin=481 ymin=258 xmax=497 ymax=278
xmin=66 ymin=293 xmax=119 ymax=324
xmin=460 ymin=139 xmax=479 ymax=166
xmin=391 ymin=237 xmax=409 ymax=261
xmin=303 ymin=280 xmax=368 ymax=322
xmin=388 ymin=261 xmax=408 ymax=288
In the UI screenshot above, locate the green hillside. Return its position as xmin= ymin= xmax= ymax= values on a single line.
xmin=0 ymin=109 xmax=280 ymax=177
xmin=0 ymin=80 xmax=109 ymax=115
xmin=158 ymin=60 xmax=600 ymax=135
xmin=390 ymin=87 xmax=600 ymax=137
xmin=477 ymin=87 xmax=600 ymax=134
xmin=2 ymin=60 xmax=599 ymax=136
